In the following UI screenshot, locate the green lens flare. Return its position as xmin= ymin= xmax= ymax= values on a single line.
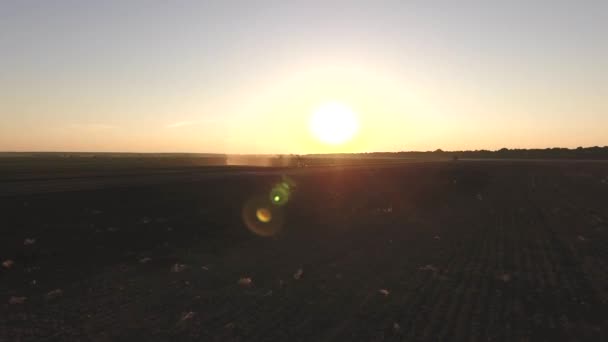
xmin=270 ymin=184 xmax=290 ymax=206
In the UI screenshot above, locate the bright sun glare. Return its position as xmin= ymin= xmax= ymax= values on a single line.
xmin=310 ymin=102 xmax=359 ymax=145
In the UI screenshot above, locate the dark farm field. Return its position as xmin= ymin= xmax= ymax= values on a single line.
xmin=1 ymin=159 xmax=608 ymax=341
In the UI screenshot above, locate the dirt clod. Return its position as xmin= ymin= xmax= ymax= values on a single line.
xmin=171 ymin=264 xmax=187 ymax=273
xmin=139 ymin=257 xmax=152 ymax=264
xmin=180 ymin=311 xmax=196 ymax=321
xmin=238 ymin=277 xmax=253 ymax=287
xmin=2 ymin=259 xmax=14 ymax=269
xmin=45 ymin=289 xmax=63 ymax=300
xmin=293 ymin=268 xmax=304 ymax=280
xmin=498 ymin=273 xmax=512 ymax=282
xmin=419 ymin=264 xmax=439 ymax=272
xmin=9 ymin=296 xmax=27 ymax=304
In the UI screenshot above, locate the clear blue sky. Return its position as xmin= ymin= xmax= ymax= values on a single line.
xmin=1 ymin=1 xmax=606 ymax=153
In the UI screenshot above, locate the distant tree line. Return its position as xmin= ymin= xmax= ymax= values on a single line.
xmin=355 ymin=146 xmax=608 ymax=160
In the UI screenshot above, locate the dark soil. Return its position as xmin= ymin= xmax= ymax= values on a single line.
xmin=1 ymin=160 xmax=608 ymax=341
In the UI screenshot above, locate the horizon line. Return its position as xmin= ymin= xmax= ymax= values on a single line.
xmin=1 ymin=145 xmax=608 ymax=156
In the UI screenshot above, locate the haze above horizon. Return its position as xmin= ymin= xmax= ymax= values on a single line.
xmin=1 ymin=1 xmax=606 ymax=154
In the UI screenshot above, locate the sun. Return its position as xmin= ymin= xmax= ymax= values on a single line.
xmin=309 ymin=102 xmax=359 ymax=145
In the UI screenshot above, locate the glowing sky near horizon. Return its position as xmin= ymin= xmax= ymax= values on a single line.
xmin=1 ymin=1 xmax=606 ymax=153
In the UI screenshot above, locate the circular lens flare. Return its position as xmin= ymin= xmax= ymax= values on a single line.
xmin=256 ymin=208 xmax=272 ymax=223
xmin=242 ymin=197 xmax=284 ymax=237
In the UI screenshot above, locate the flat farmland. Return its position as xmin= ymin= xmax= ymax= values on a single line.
xmin=1 ymin=160 xmax=608 ymax=341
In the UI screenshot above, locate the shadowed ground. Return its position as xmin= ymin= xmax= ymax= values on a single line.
xmin=1 ymin=160 xmax=608 ymax=341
